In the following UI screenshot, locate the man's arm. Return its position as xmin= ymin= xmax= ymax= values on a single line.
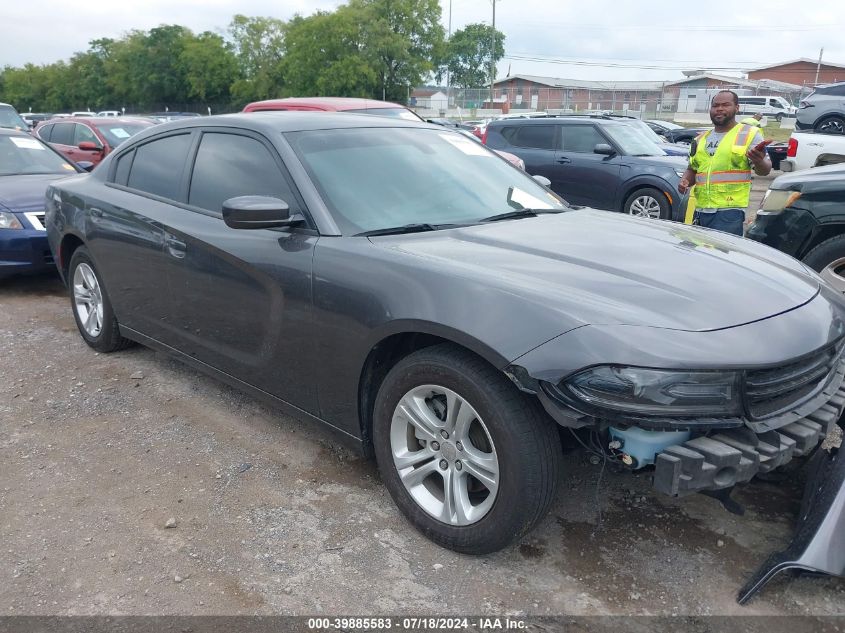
xmin=678 ymin=167 xmax=696 ymax=195
xmin=746 ymin=131 xmax=772 ymax=176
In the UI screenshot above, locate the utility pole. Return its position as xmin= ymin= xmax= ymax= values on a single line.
xmin=446 ymin=0 xmax=452 ymax=107
xmin=815 ymin=47 xmax=824 ymax=86
xmin=489 ymin=0 xmax=498 ymax=107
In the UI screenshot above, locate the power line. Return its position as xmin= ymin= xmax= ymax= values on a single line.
xmin=502 ymin=20 xmax=843 ymax=32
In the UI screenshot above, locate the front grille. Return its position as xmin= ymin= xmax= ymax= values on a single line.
xmin=746 ymin=339 xmax=844 ymax=418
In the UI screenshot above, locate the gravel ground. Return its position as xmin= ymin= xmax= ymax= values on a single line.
xmin=1 ymin=186 xmax=843 ymax=617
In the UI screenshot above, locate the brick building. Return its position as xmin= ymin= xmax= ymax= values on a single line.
xmin=748 ymin=59 xmax=845 ymax=87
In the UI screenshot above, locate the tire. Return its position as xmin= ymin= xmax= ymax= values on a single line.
xmin=623 ymin=187 xmax=670 ymax=220
xmin=372 ymin=343 xmax=561 ymax=554
xmin=814 ymin=115 xmax=845 ymax=135
xmin=68 ymin=246 xmax=134 ymax=352
xmin=775 ymin=113 xmax=783 ymax=123
xmin=802 ymin=235 xmax=845 ymax=293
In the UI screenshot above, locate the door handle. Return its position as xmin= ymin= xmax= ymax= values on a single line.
xmin=165 ymin=236 xmax=186 ymax=259
xmin=556 ymin=157 xmax=571 ymax=164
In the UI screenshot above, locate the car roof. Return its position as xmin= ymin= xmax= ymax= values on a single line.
xmin=488 ymin=116 xmax=625 ymax=126
xmin=39 ymin=116 xmax=154 ymax=125
xmin=244 ymin=97 xmax=406 ymax=112
xmin=120 ymin=111 xmax=433 ymax=139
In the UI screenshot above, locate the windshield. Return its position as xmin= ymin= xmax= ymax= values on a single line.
xmin=604 ymin=125 xmax=666 ymax=156
xmin=650 ymin=120 xmax=682 ymax=130
xmin=623 ymin=119 xmax=667 ymax=145
xmin=286 ymin=127 xmax=566 ymax=235
xmin=0 ymin=134 xmax=75 ymax=175
xmin=346 ymin=107 xmax=423 ymax=122
xmin=97 ymin=122 xmax=153 ymax=147
xmin=0 ymin=105 xmax=29 ymax=131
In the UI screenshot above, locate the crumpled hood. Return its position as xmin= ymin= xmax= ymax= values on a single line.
xmin=0 ymin=173 xmax=71 ymax=213
xmin=373 ymin=209 xmax=820 ymax=333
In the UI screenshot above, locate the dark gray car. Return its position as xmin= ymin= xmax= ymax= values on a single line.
xmin=484 ymin=117 xmax=689 ymax=220
xmin=46 ymin=113 xmax=845 ymax=566
xmin=796 ymin=82 xmax=845 ymax=134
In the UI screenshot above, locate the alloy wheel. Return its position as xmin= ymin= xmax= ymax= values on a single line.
xmin=390 ymin=384 xmax=499 ymax=526
xmin=73 ymin=262 xmax=104 ymax=337
xmin=628 ymin=195 xmax=662 ymax=219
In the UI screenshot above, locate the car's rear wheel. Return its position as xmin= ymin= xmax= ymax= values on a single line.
xmin=624 ymin=187 xmax=669 ymax=220
xmin=815 ymin=115 xmax=845 ymax=135
xmin=372 ymin=344 xmax=561 ymax=554
xmin=775 ymin=113 xmax=784 ymax=123
xmin=802 ymin=235 xmax=845 ymax=293
xmin=68 ymin=246 xmax=134 ymax=352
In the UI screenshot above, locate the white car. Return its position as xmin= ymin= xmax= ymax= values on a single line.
xmin=97 ymin=111 xmax=121 ymax=117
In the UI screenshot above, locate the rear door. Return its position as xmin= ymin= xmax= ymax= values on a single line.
xmin=88 ymin=131 xmax=195 ymax=340
xmin=554 ymin=123 xmax=622 ymax=209
xmin=496 ymin=123 xmax=558 ymax=182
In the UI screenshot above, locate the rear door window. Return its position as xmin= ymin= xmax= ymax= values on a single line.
xmin=126 ymin=133 xmax=193 ymax=201
xmin=500 ymin=125 xmax=556 ymax=150
xmin=50 ymin=123 xmax=74 ymax=146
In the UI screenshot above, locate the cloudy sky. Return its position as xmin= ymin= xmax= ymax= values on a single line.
xmin=2 ymin=0 xmax=843 ymax=83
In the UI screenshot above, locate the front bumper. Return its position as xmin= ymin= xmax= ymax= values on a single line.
xmin=654 ymin=380 xmax=844 ymax=496
xmin=0 ymin=228 xmax=54 ymax=278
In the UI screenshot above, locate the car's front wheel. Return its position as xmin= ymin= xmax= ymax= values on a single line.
xmin=624 ymin=187 xmax=669 ymax=220
xmin=372 ymin=344 xmax=561 ymax=554
xmin=68 ymin=246 xmax=134 ymax=352
xmin=803 ymin=235 xmax=845 ymax=293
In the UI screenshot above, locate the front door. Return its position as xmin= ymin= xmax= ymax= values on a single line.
xmin=553 ymin=123 xmax=621 ymax=209
xmin=159 ymin=130 xmax=319 ymax=412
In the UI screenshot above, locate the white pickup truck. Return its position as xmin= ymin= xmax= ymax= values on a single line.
xmin=781 ymin=130 xmax=845 ymax=172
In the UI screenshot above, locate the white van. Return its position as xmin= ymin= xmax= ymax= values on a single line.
xmin=737 ymin=95 xmax=796 ymax=121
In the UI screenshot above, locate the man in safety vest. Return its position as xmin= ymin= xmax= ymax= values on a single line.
xmin=740 ymin=112 xmax=764 ymax=127
xmin=678 ymin=91 xmax=771 ymax=236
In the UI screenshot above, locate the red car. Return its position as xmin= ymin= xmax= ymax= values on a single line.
xmin=242 ymin=96 xmax=424 ymax=121
xmin=34 ymin=116 xmax=155 ymax=168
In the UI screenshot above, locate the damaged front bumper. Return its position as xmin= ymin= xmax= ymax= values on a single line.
xmin=654 ymin=379 xmax=845 ymax=497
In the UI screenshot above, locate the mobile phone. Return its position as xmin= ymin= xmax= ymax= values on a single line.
xmin=753 ymin=139 xmax=773 ymax=152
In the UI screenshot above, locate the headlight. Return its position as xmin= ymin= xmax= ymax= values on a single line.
xmin=0 ymin=211 xmax=23 ymax=229
xmin=758 ymin=189 xmax=801 ymax=215
xmin=563 ymin=365 xmax=741 ymax=416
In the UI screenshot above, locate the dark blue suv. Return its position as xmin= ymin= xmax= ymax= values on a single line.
xmin=485 ymin=117 xmax=689 ymax=220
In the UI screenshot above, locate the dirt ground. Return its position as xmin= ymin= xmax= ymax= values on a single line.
xmin=1 ymin=181 xmax=843 ymax=617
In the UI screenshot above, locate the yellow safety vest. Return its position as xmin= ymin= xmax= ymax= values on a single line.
xmin=690 ymin=124 xmax=757 ymax=209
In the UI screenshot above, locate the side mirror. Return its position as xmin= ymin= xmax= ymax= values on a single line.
xmin=78 ymin=141 xmax=103 ymax=152
xmin=76 ymin=161 xmax=95 ymax=172
xmin=222 ymin=195 xmax=298 ymax=229
xmin=594 ymin=144 xmax=616 ymax=156
xmin=532 ymin=175 xmax=551 ymax=188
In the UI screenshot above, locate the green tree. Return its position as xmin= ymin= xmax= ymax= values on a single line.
xmin=181 ymin=32 xmax=238 ymax=103
xmin=441 ymin=23 xmax=505 ymax=89
xmin=227 ymin=14 xmax=286 ymax=102
xmin=353 ymin=0 xmax=445 ymax=102
xmin=281 ymin=11 xmax=376 ymax=98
